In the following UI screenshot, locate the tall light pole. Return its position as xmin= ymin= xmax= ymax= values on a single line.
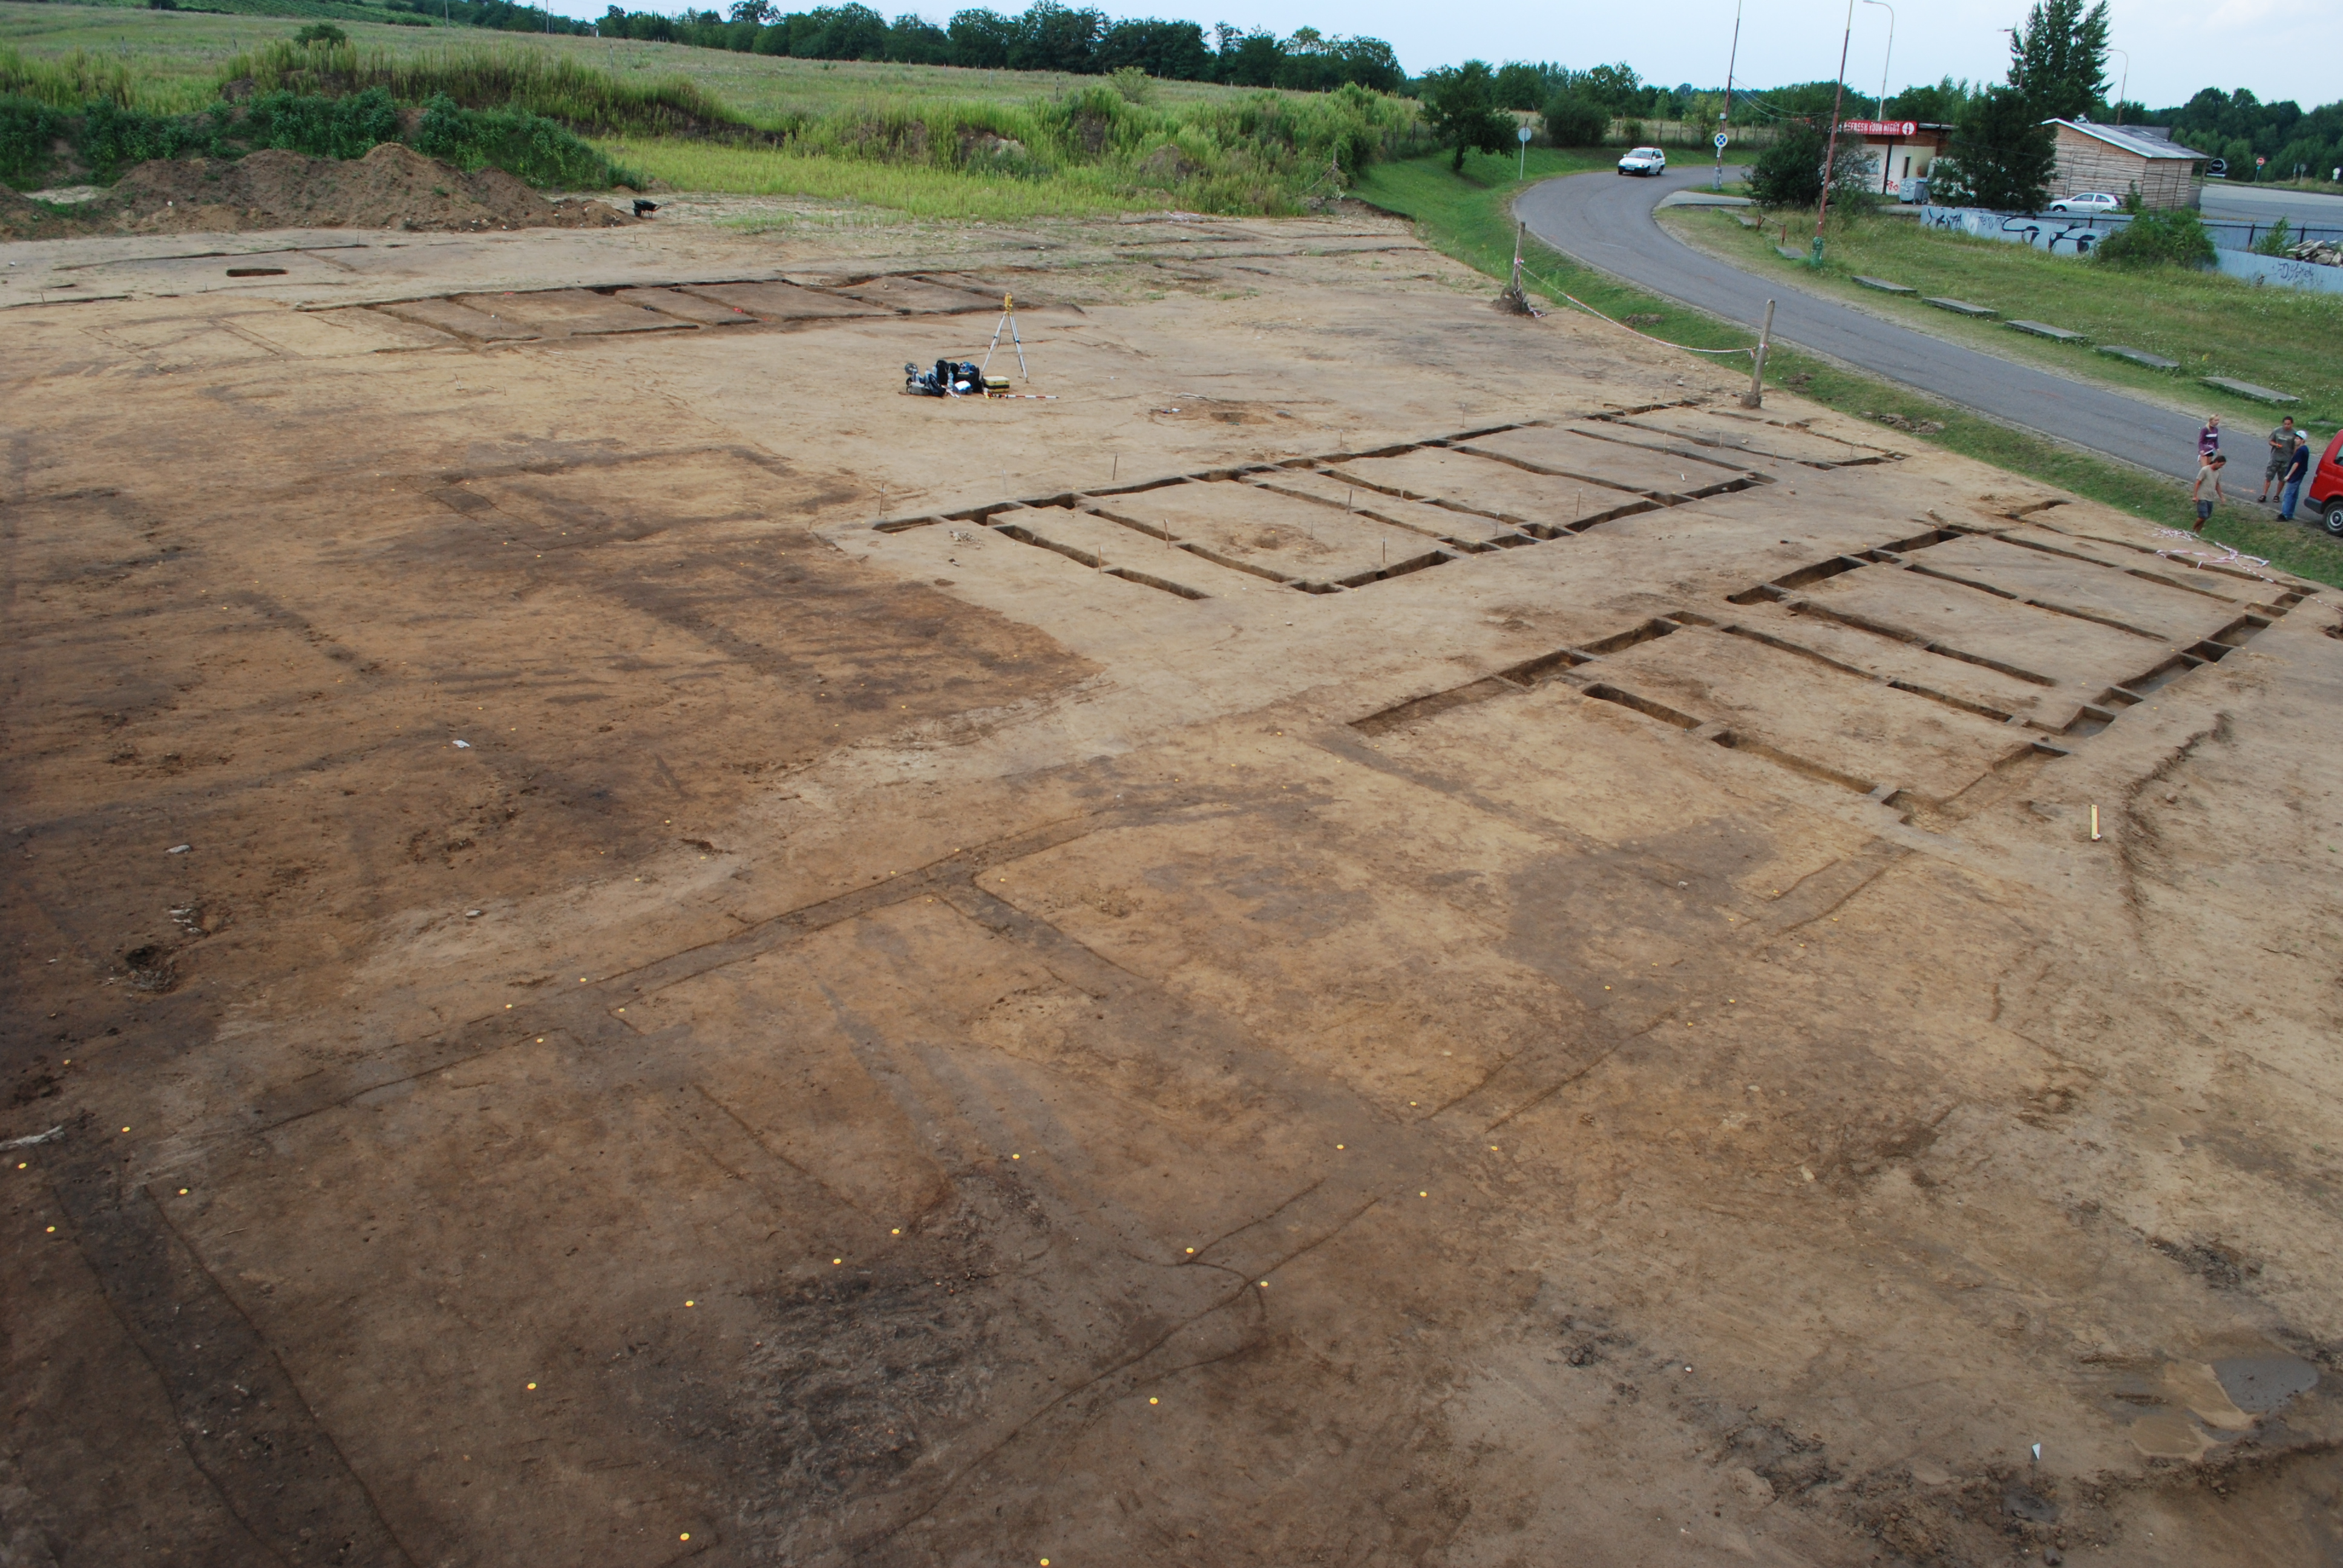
xmin=2107 ymin=47 xmax=2129 ymax=122
xmin=1862 ymin=0 xmax=1893 ymax=118
xmin=1715 ymin=0 xmax=1742 ymax=191
xmin=1812 ymin=0 xmax=1856 ymax=265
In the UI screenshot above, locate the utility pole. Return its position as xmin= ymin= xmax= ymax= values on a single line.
xmin=1715 ymin=0 xmax=1741 ymax=192
xmin=1812 ymin=0 xmax=1856 ymax=266
xmin=2108 ymin=48 xmax=2129 ymax=122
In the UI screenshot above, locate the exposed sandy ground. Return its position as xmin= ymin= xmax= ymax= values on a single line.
xmin=3 ymin=202 xmax=2340 ymax=1567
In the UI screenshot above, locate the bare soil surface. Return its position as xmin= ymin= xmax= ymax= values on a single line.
xmin=1 ymin=143 xmax=633 ymax=241
xmin=4 ymin=204 xmax=2341 ymax=1566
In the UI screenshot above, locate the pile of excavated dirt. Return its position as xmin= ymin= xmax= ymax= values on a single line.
xmin=11 ymin=142 xmax=634 ymax=237
xmin=0 ymin=187 xmax=79 ymax=241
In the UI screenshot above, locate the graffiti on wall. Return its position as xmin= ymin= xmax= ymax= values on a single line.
xmin=1917 ymin=205 xmax=2115 ymax=254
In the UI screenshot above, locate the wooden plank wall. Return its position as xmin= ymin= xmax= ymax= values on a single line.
xmin=2051 ymin=126 xmax=2204 ymax=209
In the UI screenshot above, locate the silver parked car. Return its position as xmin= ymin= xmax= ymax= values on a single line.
xmin=1616 ymin=146 xmax=1667 ymax=176
xmin=2049 ymin=191 xmax=2121 ymax=213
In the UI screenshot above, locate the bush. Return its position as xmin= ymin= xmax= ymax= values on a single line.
xmin=411 ymin=94 xmax=640 ymax=187
xmin=1618 ymin=118 xmax=1643 ymax=147
xmin=1745 ymin=121 xmax=1877 ymax=210
xmin=1108 ymin=65 xmax=1153 ymax=105
xmin=2252 ymin=216 xmax=2293 ymax=256
xmin=2094 ymin=206 xmax=2216 ymax=269
xmin=241 ymin=86 xmax=401 ymax=160
xmin=1540 ymin=94 xmax=1605 ymax=147
xmin=1748 ymin=122 xmax=1824 ymax=205
xmin=293 ymin=24 xmax=349 ymax=46
xmin=76 ymin=97 xmax=217 ymax=179
xmin=0 ymin=93 xmax=65 ymax=188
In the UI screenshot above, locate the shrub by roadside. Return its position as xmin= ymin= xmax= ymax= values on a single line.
xmin=2094 ymin=205 xmax=2216 ymax=270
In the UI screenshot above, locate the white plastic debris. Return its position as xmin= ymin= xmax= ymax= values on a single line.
xmin=452 ymin=739 xmax=472 ymax=749
xmin=166 ymin=844 xmax=190 ymax=854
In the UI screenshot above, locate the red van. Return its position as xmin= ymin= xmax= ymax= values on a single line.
xmin=2314 ymin=428 xmax=2343 ymax=536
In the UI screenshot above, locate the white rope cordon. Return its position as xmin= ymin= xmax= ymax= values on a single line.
xmin=2149 ymin=528 xmax=2276 ymax=579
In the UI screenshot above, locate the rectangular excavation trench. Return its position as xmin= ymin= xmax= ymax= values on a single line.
xmin=869 ymin=407 xmax=1765 ymax=598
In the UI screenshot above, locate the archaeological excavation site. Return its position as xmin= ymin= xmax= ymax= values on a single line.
xmin=4 ymin=201 xmax=2340 ymax=1566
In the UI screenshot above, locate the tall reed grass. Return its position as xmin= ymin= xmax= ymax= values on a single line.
xmin=1 ymin=45 xmax=143 ymax=110
xmin=221 ymin=38 xmax=752 ymax=137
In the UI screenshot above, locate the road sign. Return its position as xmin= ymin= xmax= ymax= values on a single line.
xmin=1714 ymin=131 xmax=1730 ymax=150
xmin=1517 ymin=126 xmax=1533 ymax=143
xmin=1839 ymin=119 xmax=1917 ymax=137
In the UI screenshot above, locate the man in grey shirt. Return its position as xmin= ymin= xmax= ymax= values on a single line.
xmin=2258 ymin=416 xmax=2298 ymax=504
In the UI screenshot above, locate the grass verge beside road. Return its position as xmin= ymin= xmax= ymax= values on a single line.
xmin=1663 ymin=204 xmax=2343 ymax=432
xmin=1352 ymin=152 xmax=2343 ymax=589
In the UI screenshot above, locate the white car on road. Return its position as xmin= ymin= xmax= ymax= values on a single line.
xmin=2049 ymin=191 xmax=2120 ymax=213
xmin=1617 ymin=147 xmax=1667 ymax=177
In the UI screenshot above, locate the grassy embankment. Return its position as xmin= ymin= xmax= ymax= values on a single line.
xmin=2 ymin=4 xmax=1421 ymax=216
xmin=0 ymin=3 xmax=1270 ymax=117
xmin=1663 ymin=203 xmax=2342 ymax=434
xmin=1353 ymin=150 xmax=2343 ymax=588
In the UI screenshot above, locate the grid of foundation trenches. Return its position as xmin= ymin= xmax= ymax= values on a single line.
xmin=352 ymin=270 xmax=1018 ymax=346
xmin=870 ymin=411 xmax=1775 ymax=596
xmin=1351 ymin=518 xmax=2319 ymax=812
xmin=1723 ymin=514 xmax=2319 ymax=742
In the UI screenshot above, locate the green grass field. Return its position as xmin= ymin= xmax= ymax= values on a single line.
xmin=1664 ymin=203 xmax=2343 ymax=431
xmin=1 ymin=1 xmax=1311 ymax=122
xmin=1352 ymin=151 xmax=2343 ymax=589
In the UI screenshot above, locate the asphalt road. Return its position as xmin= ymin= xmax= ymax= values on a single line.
xmin=1514 ymin=165 xmax=2217 ymax=483
xmin=2201 ymin=181 xmax=2343 ymax=237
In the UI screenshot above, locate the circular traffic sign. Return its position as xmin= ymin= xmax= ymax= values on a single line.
xmin=1518 ymin=126 xmax=1533 ymax=143
xmin=1714 ymin=131 xmax=1730 ymax=149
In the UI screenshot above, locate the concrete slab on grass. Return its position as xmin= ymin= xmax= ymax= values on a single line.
xmin=1853 ymin=276 xmax=1916 ymax=294
xmin=2008 ymin=319 xmax=2086 ymax=343
xmin=2099 ymin=345 xmax=2178 ymax=370
xmin=1776 ymin=246 xmax=1807 ymax=261
xmin=1922 ymin=296 xmax=1997 ymax=318
xmin=2201 ymin=375 xmax=2299 ymax=405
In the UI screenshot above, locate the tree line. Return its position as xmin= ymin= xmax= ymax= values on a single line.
xmin=581 ymin=1 xmax=1402 ymax=91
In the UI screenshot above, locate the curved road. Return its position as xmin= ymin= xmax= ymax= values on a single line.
xmin=1515 ymin=166 xmax=2209 ymax=482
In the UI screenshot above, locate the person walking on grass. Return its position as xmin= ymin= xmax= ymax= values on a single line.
xmin=2192 ymin=452 xmax=2226 ymax=533
xmin=2279 ymin=433 xmax=2311 ymax=521
xmin=2259 ymin=416 xmax=2298 ymax=503
xmin=2198 ymin=414 xmax=2221 ymax=466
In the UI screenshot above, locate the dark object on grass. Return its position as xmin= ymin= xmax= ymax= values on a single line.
xmin=226 ymin=266 xmax=287 ymax=276
xmin=633 ymin=198 xmax=658 ymax=217
xmin=905 ymin=359 xmax=985 ymax=396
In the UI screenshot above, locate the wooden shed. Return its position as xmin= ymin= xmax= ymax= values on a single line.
xmin=2046 ymin=120 xmax=2207 ymax=209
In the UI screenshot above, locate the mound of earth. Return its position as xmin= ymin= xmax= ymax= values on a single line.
xmin=10 ymin=143 xmax=634 ymax=237
xmin=0 ymin=187 xmax=81 ymax=241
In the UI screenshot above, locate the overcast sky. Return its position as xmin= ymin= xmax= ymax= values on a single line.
xmin=549 ymin=0 xmax=2338 ymax=111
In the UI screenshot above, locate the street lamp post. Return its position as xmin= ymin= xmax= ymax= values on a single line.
xmin=1863 ymin=0 xmax=1894 ymax=119
xmin=1811 ymin=0 xmax=1856 ymax=266
xmin=1862 ymin=0 xmax=1895 ymax=195
xmin=1715 ymin=0 xmax=1742 ymax=191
